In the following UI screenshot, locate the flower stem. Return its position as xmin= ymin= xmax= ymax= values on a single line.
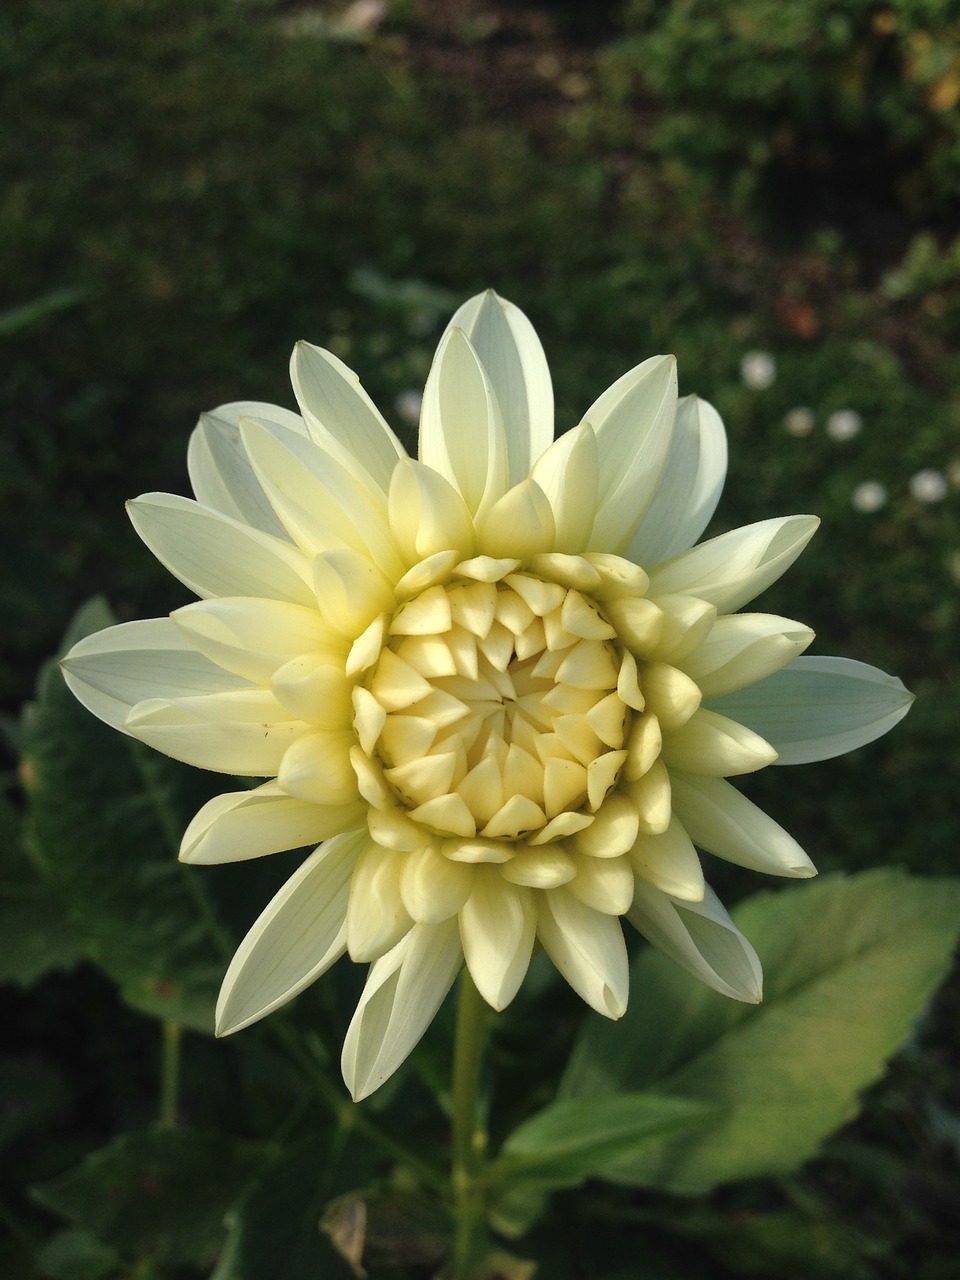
xmin=450 ymin=970 xmax=490 ymax=1279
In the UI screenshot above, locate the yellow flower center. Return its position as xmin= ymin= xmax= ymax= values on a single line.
xmin=349 ymin=560 xmax=683 ymax=860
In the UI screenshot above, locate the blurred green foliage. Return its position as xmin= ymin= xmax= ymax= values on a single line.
xmin=3 ymin=0 xmax=959 ymax=1277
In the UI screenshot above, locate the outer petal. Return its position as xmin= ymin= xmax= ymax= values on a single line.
xmin=61 ymin=617 xmax=250 ymax=731
xmin=647 ymin=516 xmax=819 ymax=613
xmin=290 ymin=341 xmax=406 ymax=495
xmin=671 ymin=773 xmax=817 ymax=878
xmin=341 ymin=919 xmax=463 ymax=1101
xmin=530 ymin=423 xmax=600 ymax=554
xmin=172 ymin=597 xmax=341 ymax=685
xmin=418 ymin=327 xmax=509 ymax=518
xmin=125 ymin=689 xmax=312 ymax=776
xmin=441 ymin=290 xmax=554 ymax=482
xmin=127 ymin=493 xmax=315 ymax=605
xmin=179 ymin=780 xmax=365 ymax=864
xmin=238 ymin=418 xmax=403 ymax=578
xmin=459 ymin=867 xmax=536 ymax=1010
xmin=707 ymin=656 xmax=914 ymax=765
xmin=187 ymin=401 xmax=306 ymax=538
xmin=681 ymin=613 xmax=815 ymax=697
xmin=628 ymin=394 xmax=727 ymax=566
xmin=628 ymin=881 xmax=762 ymax=1002
xmin=537 ymin=888 xmax=629 ymax=1018
xmin=216 ymin=831 xmax=364 ymax=1034
xmin=585 ymin=355 xmax=678 ymax=554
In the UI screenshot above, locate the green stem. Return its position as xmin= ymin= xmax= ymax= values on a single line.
xmin=158 ymin=1018 xmax=182 ymax=1128
xmin=450 ymin=971 xmax=490 ymax=1280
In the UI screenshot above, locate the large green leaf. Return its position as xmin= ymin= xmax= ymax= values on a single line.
xmin=31 ymin=1128 xmax=268 ymax=1271
xmin=562 ymin=870 xmax=960 ymax=1193
xmin=20 ymin=600 xmax=229 ymax=1030
xmin=489 ymin=1094 xmax=714 ymax=1193
xmin=0 ymin=793 xmax=83 ymax=987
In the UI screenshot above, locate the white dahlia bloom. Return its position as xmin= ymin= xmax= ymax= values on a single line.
xmin=62 ymin=292 xmax=913 ymax=1099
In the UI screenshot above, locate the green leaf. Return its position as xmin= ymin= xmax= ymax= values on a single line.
xmin=562 ymin=870 xmax=960 ymax=1192
xmin=0 ymin=793 xmax=83 ymax=987
xmin=31 ymin=1128 xmax=268 ymax=1270
xmin=36 ymin=1228 xmax=121 ymax=1280
xmin=20 ymin=600 xmax=228 ymax=1030
xmin=212 ymin=1139 xmax=359 ymax=1280
xmin=489 ymin=1093 xmax=714 ymax=1193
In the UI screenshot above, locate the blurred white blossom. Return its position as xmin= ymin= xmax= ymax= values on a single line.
xmin=826 ymin=410 xmax=862 ymax=442
xmin=784 ymin=407 xmax=815 ymax=438
xmin=851 ymin=481 xmax=888 ymax=513
xmin=740 ymin=350 xmax=777 ymax=390
xmin=909 ymin=469 xmax=948 ymax=503
xmin=395 ymin=389 xmax=423 ymax=425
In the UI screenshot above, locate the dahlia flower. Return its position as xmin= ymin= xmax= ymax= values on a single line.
xmin=62 ymin=291 xmax=912 ymax=1100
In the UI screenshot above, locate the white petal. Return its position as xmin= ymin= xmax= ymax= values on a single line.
xmin=628 ymin=814 xmax=705 ymax=901
xmin=647 ymin=515 xmax=819 ymax=612
xmin=670 ymin=773 xmax=816 ymax=878
xmin=127 ymin=493 xmax=315 ymax=605
xmin=172 ymin=597 xmax=338 ymax=684
xmin=125 ymin=689 xmax=311 ymax=775
xmin=661 ymin=707 xmax=778 ymax=776
xmin=238 ymin=418 xmax=402 ymax=577
xmin=216 ymin=831 xmax=364 ymax=1034
xmin=419 ymin=327 xmax=509 ymax=517
xmin=441 ymin=290 xmax=554 ymax=482
xmin=537 ymin=889 xmax=628 ymax=1017
xmin=530 ymin=422 xmax=599 ymax=554
xmin=586 ymin=355 xmax=678 ymax=553
xmin=628 ymin=881 xmax=762 ymax=1002
xmin=346 ymin=842 xmax=413 ymax=962
xmin=341 ymin=919 xmax=463 ymax=1101
xmin=475 ymin=479 xmax=556 ymax=561
xmin=459 ymin=867 xmax=536 ymax=1010
xmin=707 ymin=656 xmax=914 ymax=765
xmin=180 ymin=780 xmax=364 ymax=864
xmin=388 ymin=458 xmax=475 ymax=563
xmin=681 ymin=613 xmax=814 ymax=697
xmin=290 ymin=341 xmax=406 ymax=494
xmin=311 ymin=548 xmax=396 ymax=637
xmin=187 ymin=401 xmax=306 ymax=537
xmin=61 ymin=617 xmax=250 ymax=731
xmin=628 ymin=394 xmax=727 ymax=565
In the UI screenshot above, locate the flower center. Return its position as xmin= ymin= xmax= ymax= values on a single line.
xmin=354 ymin=570 xmax=640 ymax=846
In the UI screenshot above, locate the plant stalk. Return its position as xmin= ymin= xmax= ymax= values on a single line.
xmin=449 ymin=970 xmax=490 ymax=1279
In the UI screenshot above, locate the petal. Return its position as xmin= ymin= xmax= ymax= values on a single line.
xmin=475 ymin=478 xmax=556 ymax=561
xmin=627 ymin=881 xmax=762 ymax=1003
xmin=661 ymin=707 xmax=778 ymax=776
xmin=647 ymin=515 xmax=819 ymax=612
xmin=586 ymin=355 xmax=678 ymax=553
xmin=681 ymin=613 xmax=814 ymax=697
xmin=628 ymin=394 xmax=727 ymax=565
xmin=216 ymin=831 xmax=363 ymax=1034
xmin=388 ymin=458 xmax=475 ymax=563
xmin=346 ymin=842 xmax=414 ymax=962
xmin=530 ymin=423 xmax=600 ymax=554
xmin=271 ymin=653 xmax=354 ymax=728
xmin=180 ymin=780 xmax=364 ymax=864
xmin=707 ymin=656 xmax=914 ymax=765
xmin=127 ymin=493 xmax=315 ymax=605
xmin=441 ymin=290 xmax=554 ymax=482
xmin=419 ymin=327 xmax=509 ymax=517
xmin=277 ymin=728 xmax=360 ymax=805
xmin=565 ymin=854 xmax=635 ymax=915
xmin=124 ymin=689 xmax=312 ymax=775
xmin=537 ymin=888 xmax=629 ymax=1017
xmin=172 ymin=597 xmax=339 ymax=684
xmin=61 ymin=617 xmax=250 ymax=731
xmin=311 ymin=548 xmax=396 ymax=637
xmin=628 ymin=814 xmax=705 ymax=901
xmin=400 ymin=843 xmax=474 ymax=922
xmin=289 ymin=341 xmax=406 ymax=495
xmin=187 ymin=401 xmax=306 ymax=537
xmin=238 ymin=418 xmax=403 ymax=577
xmin=459 ymin=867 xmax=536 ymax=1010
xmin=341 ymin=919 xmax=463 ymax=1101
xmin=670 ymin=773 xmax=816 ymax=878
